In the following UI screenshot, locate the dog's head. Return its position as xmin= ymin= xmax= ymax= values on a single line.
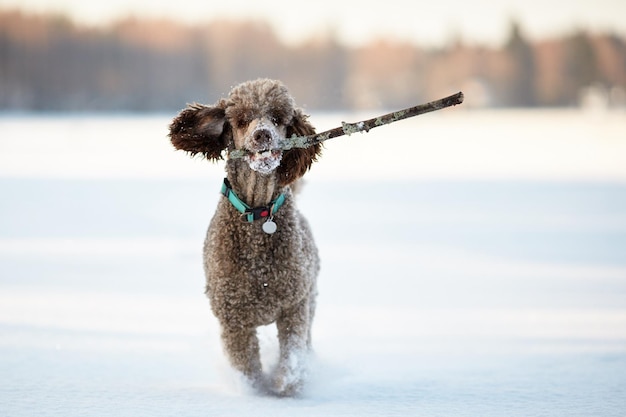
xmin=169 ymin=79 xmax=321 ymax=186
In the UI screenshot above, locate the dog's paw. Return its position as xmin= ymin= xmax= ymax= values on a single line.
xmin=269 ymin=374 xmax=304 ymax=398
xmin=268 ymin=353 xmax=308 ymax=397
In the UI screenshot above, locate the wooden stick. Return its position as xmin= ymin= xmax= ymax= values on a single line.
xmin=230 ymin=91 xmax=464 ymax=158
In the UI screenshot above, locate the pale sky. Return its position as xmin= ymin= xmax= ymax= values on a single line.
xmin=1 ymin=0 xmax=625 ymax=47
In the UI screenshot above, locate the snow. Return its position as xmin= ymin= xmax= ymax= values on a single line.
xmin=245 ymin=150 xmax=283 ymax=174
xmin=1 ymin=110 xmax=626 ymax=416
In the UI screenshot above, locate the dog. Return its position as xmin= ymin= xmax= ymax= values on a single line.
xmin=169 ymin=79 xmax=322 ymax=396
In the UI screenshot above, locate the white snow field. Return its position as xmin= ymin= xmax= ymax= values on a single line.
xmin=1 ymin=109 xmax=625 ymax=416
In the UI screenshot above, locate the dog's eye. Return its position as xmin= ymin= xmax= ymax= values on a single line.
xmin=236 ymin=118 xmax=249 ymax=129
xmin=269 ymin=113 xmax=283 ymax=126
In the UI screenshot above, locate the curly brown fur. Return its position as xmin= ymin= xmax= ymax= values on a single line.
xmin=168 ymin=79 xmax=321 ymax=397
xmin=277 ymin=109 xmax=319 ymax=186
xmin=169 ymin=100 xmax=231 ymax=161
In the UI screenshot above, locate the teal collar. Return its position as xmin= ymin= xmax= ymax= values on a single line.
xmin=221 ymin=178 xmax=286 ymax=223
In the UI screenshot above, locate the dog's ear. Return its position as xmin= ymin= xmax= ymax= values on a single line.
xmin=169 ymin=102 xmax=230 ymax=161
xmin=277 ymin=109 xmax=322 ymax=186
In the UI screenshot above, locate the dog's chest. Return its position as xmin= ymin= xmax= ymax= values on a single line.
xmin=205 ymin=210 xmax=312 ymax=292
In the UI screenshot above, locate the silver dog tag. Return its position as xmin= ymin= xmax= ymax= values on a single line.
xmin=262 ymin=219 xmax=277 ymax=234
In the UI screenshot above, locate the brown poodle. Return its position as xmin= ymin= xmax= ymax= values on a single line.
xmin=169 ymin=79 xmax=322 ymax=396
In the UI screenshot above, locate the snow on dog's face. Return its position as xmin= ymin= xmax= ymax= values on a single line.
xmin=231 ymin=115 xmax=286 ymax=174
xmin=226 ymin=80 xmax=294 ymax=174
xmin=169 ymin=79 xmax=321 ymax=186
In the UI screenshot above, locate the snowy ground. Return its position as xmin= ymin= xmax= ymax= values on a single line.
xmin=1 ymin=109 xmax=625 ymax=416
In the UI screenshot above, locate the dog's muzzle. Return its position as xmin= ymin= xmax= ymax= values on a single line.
xmin=244 ymin=125 xmax=283 ymax=174
xmin=245 ymin=149 xmax=283 ymax=174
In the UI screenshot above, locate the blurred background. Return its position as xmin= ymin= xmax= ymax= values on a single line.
xmin=1 ymin=1 xmax=626 ymax=416
xmin=0 ymin=0 xmax=625 ymax=111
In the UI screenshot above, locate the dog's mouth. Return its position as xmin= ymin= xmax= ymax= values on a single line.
xmin=244 ymin=149 xmax=283 ymax=174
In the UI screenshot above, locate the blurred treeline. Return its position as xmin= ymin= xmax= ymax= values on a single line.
xmin=1 ymin=10 xmax=625 ymax=111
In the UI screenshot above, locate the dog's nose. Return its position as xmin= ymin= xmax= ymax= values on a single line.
xmin=252 ymin=128 xmax=272 ymax=146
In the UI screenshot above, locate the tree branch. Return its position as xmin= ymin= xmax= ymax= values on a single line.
xmin=230 ymin=91 xmax=464 ymax=158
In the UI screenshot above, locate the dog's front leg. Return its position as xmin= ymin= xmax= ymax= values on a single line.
xmin=220 ymin=325 xmax=264 ymax=389
xmin=272 ymin=299 xmax=312 ymax=396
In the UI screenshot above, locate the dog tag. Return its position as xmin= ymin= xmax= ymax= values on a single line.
xmin=262 ymin=220 xmax=277 ymax=234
